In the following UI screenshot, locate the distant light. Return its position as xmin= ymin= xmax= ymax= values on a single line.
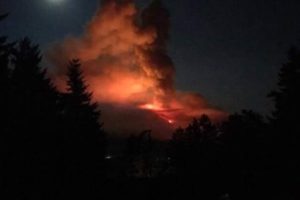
xmin=105 ymin=155 xmax=112 ymax=160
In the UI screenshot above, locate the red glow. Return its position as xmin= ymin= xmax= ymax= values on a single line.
xmin=140 ymin=104 xmax=157 ymax=110
xmin=168 ymin=120 xmax=174 ymax=124
xmin=48 ymin=0 xmax=227 ymax=138
xmin=139 ymin=103 xmax=177 ymax=125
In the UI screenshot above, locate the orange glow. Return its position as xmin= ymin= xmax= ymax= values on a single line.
xmin=48 ymin=0 xmax=227 ymax=138
xmin=168 ymin=120 xmax=174 ymax=124
xmin=139 ymin=103 xmax=163 ymax=111
xmin=139 ymin=103 xmax=176 ymax=124
xmin=140 ymin=104 xmax=156 ymax=110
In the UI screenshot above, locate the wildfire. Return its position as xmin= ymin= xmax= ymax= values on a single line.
xmin=139 ymin=103 xmax=176 ymax=125
xmin=140 ymin=103 xmax=157 ymax=110
xmin=48 ymin=0 xmax=227 ymax=138
xmin=168 ymin=120 xmax=174 ymax=124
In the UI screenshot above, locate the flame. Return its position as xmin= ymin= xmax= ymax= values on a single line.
xmin=47 ymin=0 xmax=227 ymax=138
xmin=139 ymin=102 xmax=175 ymax=124
xmin=140 ymin=104 xmax=156 ymax=110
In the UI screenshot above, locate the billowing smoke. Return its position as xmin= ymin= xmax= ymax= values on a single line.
xmin=47 ymin=0 xmax=227 ymax=139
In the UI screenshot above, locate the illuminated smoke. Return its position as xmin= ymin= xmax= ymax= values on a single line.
xmin=47 ymin=0 xmax=227 ymax=139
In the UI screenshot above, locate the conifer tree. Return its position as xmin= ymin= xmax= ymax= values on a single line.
xmin=9 ymin=38 xmax=60 ymax=199
xmin=62 ymin=59 xmax=105 ymax=196
xmin=170 ymin=115 xmax=218 ymax=176
xmin=0 ymin=13 xmax=13 ymax=130
xmin=64 ymin=59 xmax=104 ymax=151
xmin=0 ymin=13 xmax=14 ymax=197
xmin=0 ymin=13 xmax=12 ymax=135
xmin=269 ymin=47 xmax=300 ymax=132
xmin=268 ymin=47 xmax=300 ymax=193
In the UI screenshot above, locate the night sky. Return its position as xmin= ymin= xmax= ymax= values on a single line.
xmin=1 ymin=0 xmax=300 ymax=114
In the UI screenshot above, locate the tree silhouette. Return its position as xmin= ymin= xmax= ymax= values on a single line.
xmin=220 ymin=110 xmax=267 ymax=199
xmin=0 ymin=14 xmax=11 ymax=135
xmin=268 ymin=47 xmax=300 ymax=197
xmin=269 ymin=47 xmax=300 ymax=124
xmin=169 ymin=115 xmax=223 ymax=199
xmin=0 ymin=13 xmax=14 ymax=197
xmin=5 ymin=38 xmax=61 ymax=199
xmin=0 ymin=36 xmax=12 ymax=89
xmin=170 ymin=115 xmax=218 ymax=174
xmin=62 ymin=59 xmax=105 ymax=197
xmin=125 ymin=130 xmax=154 ymax=177
xmin=0 ymin=13 xmax=12 ymax=129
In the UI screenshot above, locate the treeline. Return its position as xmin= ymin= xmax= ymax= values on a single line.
xmin=1 ymin=15 xmax=300 ymax=200
xmin=1 ymin=15 xmax=105 ymax=199
xmin=114 ymin=47 xmax=300 ymax=200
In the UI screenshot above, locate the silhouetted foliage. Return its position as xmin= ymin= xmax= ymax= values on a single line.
xmin=220 ymin=110 xmax=268 ymax=199
xmin=268 ymin=47 xmax=300 ymax=198
xmin=0 ymin=14 xmax=12 ymax=133
xmin=60 ymin=59 xmax=105 ymax=198
xmin=269 ymin=47 xmax=300 ymax=124
xmin=0 ymin=13 xmax=12 ymax=121
xmin=0 ymin=36 xmax=12 ymax=87
xmin=3 ymin=38 xmax=61 ymax=199
xmin=125 ymin=130 xmax=154 ymax=177
xmin=169 ymin=115 xmax=224 ymax=199
xmin=0 ymin=14 xmax=14 ymax=197
xmin=170 ymin=115 xmax=218 ymax=174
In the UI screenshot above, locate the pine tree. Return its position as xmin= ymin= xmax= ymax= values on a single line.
xmin=64 ymin=59 xmax=104 ymax=148
xmin=0 ymin=13 xmax=12 ymax=133
xmin=0 ymin=13 xmax=13 ymax=127
xmin=169 ymin=115 xmax=223 ymax=198
xmin=8 ymin=38 xmax=60 ymax=199
xmin=269 ymin=47 xmax=300 ymax=130
xmin=220 ymin=110 xmax=267 ymax=199
xmin=11 ymin=38 xmax=59 ymax=138
xmin=62 ymin=59 xmax=105 ymax=196
xmin=0 ymin=36 xmax=11 ymax=88
xmin=0 ymin=13 xmax=14 ymax=197
xmin=170 ymin=115 xmax=219 ymax=176
xmin=268 ymin=47 xmax=300 ymax=194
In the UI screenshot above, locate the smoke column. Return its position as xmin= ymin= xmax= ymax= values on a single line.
xmin=47 ymin=0 xmax=227 ymax=139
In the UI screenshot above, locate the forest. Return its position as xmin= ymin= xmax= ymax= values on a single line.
xmin=1 ymin=12 xmax=300 ymax=200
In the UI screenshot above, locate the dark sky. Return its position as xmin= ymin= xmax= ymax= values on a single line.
xmin=1 ymin=0 xmax=300 ymax=114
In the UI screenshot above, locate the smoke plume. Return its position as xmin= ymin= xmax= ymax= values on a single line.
xmin=47 ymin=0 xmax=227 ymax=139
